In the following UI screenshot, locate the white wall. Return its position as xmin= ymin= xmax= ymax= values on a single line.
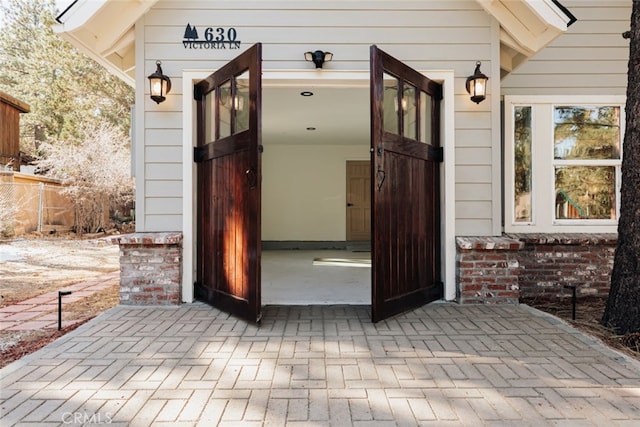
xmin=140 ymin=0 xmax=498 ymax=237
xmin=262 ymin=144 xmax=369 ymax=241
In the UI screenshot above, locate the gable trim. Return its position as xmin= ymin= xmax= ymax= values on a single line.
xmin=477 ymin=0 xmax=576 ymax=76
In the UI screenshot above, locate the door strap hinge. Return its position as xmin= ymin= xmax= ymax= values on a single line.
xmin=194 ymin=146 xmax=206 ymax=163
xmin=194 ymin=85 xmax=204 ymax=101
xmin=434 ymin=147 xmax=444 ymax=163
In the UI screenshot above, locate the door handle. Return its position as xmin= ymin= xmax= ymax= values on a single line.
xmin=347 ymin=203 xmax=354 ymax=207
xmin=246 ymin=168 xmax=257 ymax=189
xmin=376 ymin=167 xmax=386 ymax=191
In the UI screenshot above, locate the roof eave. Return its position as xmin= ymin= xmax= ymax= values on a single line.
xmin=53 ymin=0 xmax=158 ymax=87
xmin=476 ymin=0 xmax=576 ymax=76
xmin=52 ymin=26 xmax=136 ymax=87
xmin=55 ymin=0 xmax=575 ymax=84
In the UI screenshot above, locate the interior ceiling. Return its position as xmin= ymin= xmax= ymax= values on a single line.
xmin=262 ymin=81 xmax=369 ymax=146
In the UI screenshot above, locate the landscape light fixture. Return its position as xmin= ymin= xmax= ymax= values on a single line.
xmin=148 ymin=60 xmax=172 ymax=104
xmin=465 ymin=61 xmax=488 ymax=104
xmin=304 ymin=50 xmax=333 ymax=69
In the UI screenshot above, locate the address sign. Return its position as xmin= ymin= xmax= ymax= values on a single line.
xmin=183 ymin=24 xmax=242 ymax=49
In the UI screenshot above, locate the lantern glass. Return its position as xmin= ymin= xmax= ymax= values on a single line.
xmin=150 ymin=78 xmax=164 ymax=98
xmin=473 ymin=76 xmax=487 ymax=97
xmin=466 ymin=61 xmax=488 ymax=104
xmin=148 ymin=61 xmax=171 ymax=104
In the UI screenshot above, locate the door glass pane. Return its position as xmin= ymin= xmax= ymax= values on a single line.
xmin=554 ymin=106 xmax=621 ymax=160
xmin=555 ymin=166 xmax=616 ymax=220
xmin=419 ymin=91 xmax=431 ymax=143
xmin=383 ymin=73 xmax=399 ymax=135
xmin=205 ymin=88 xmax=217 ymax=142
xmin=234 ymin=71 xmax=250 ymax=134
xmin=514 ymin=106 xmax=532 ymax=223
xmin=219 ymin=79 xmax=232 ymax=138
xmin=402 ymin=84 xmax=417 ymax=140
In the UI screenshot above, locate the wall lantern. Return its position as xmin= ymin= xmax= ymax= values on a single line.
xmin=148 ymin=60 xmax=172 ymax=104
xmin=465 ymin=61 xmax=488 ymax=104
xmin=304 ymin=50 xmax=333 ymax=68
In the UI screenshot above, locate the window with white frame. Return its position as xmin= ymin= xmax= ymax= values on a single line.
xmin=504 ymin=96 xmax=624 ymax=233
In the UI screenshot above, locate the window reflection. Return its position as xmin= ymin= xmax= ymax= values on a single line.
xmin=235 ymin=71 xmax=250 ymax=134
xmin=554 ymin=106 xmax=620 ymax=160
xmin=514 ymin=106 xmax=532 ymax=223
xmin=383 ymin=73 xmax=399 ymax=135
xmin=553 ymin=105 xmax=620 ymax=221
xmin=419 ymin=91 xmax=431 ymax=143
xmin=205 ymin=88 xmax=217 ymax=142
xmin=219 ymin=80 xmax=232 ymax=139
xmin=555 ymin=166 xmax=616 ymax=220
xmin=403 ymin=85 xmax=417 ymax=140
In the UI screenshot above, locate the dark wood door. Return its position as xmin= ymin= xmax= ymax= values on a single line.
xmin=194 ymin=43 xmax=262 ymax=323
xmin=370 ymin=45 xmax=443 ymax=322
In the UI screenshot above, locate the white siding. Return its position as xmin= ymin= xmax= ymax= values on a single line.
xmin=140 ymin=0 xmax=497 ymax=236
xmin=502 ymin=1 xmax=631 ymax=96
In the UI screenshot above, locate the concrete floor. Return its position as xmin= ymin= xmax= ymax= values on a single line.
xmin=262 ymin=250 xmax=371 ymax=305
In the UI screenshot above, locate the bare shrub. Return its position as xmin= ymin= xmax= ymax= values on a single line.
xmin=36 ymin=122 xmax=134 ymax=234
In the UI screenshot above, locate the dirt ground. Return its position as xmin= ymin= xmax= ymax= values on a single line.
xmin=521 ymin=296 xmax=640 ymax=361
xmin=1 ymin=237 xmax=638 ymax=368
xmin=0 ymin=236 xmax=120 ymax=368
xmin=0 ymin=237 xmax=119 ymax=306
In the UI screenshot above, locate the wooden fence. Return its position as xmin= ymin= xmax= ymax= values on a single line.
xmin=0 ymin=170 xmax=75 ymax=236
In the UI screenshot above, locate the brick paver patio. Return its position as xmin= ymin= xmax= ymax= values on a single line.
xmin=1 ymin=303 xmax=639 ymax=426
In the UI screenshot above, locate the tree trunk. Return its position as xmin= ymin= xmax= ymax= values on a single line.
xmin=602 ymin=1 xmax=640 ymax=334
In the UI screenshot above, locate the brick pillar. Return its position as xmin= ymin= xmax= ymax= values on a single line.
xmin=456 ymin=237 xmax=524 ymax=304
xmin=110 ymin=232 xmax=183 ymax=305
